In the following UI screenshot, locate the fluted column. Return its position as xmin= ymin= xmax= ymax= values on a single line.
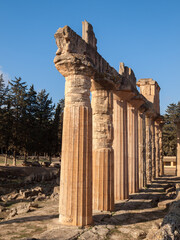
xmin=145 ymin=116 xmax=152 ymax=184
xmin=113 ymin=94 xmax=129 ymax=201
xmin=176 ymin=122 xmax=180 ymax=176
xmin=91 ymin=83 xmax=114 ymax=211
xmin=138 ymin=112 xmax=146 ymax=189
xmin=151 ymin=120 xmax=156 ymax=180
xmin=127 ymin=103 xmax=139 ymax=194
xmin=155 ymin=122 xmax=160 ymax=178
xmin=159 ymin=124 xmax=164 ymax=176
xmin=59 ymin=74 xmax=92 ymax=226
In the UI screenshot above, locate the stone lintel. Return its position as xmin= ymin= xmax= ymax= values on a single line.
xmin=154 ymin=115 xmax=165 ymax=125
xmin=91 ymin=75 xmax=117 ymax=91
xmin=128 ymin=94 xmax=146 ymax=109
xmin=119 ymin=62 xmax=137 ymax=89
xmin=145 ymin=110 xmax=157 ymax=119
xmin=115 ymin=90 xmax=136 ymax=101
xmin=54 ymin=25 xmax=122 ymax=86
xmin=54 ymin=22 xmax=160 ymax=117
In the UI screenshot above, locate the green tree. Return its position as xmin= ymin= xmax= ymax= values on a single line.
xmin=35 ymin=89 xmax=55 ymax=160
xmin=0 ymin=74 xmax=7 ymax=153
xmin=24 ymin=84 xmax=38 ymax=159
xmin=52 ymin=99 xmax=64 ymax=158
xmin=9 ymin=77 xmax=27 ymax=165
xmin=163 ymin=102 xmax=180 ymax=156
xmin=0 ymin=75 xmax=12 ymax=164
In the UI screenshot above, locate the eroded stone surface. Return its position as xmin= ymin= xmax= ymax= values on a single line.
xmin=176 ymin=121 xmax=180 ymax=176
xmin=54 ymin=21 xmax=164 ymax=227
xmin=59 ymin=74 xmax=92 ymax=226
xmin=113 ymin=95 xmax=129 ymax=200
xmin=0 ymin=176 xmax=180 ymax=240
xmin=91 ymin=86 xmax=114 ymax=211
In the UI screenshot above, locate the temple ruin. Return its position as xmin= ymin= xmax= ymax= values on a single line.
xmin=54 ymin=21 xmax=164 ymax=226
xmin=176 ymin=120 xmax=180 ymax=176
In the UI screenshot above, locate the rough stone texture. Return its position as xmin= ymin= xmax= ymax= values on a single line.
xmin=177 ymin=121 xmax=180 ymax=176
xmin=138 ymin=112 xmax=146 ymax=189
xmin=91 ymin=85 xmax=114 ymax=211
xmin=82 ymin=20 xmax=97 ymax=50
xmin=146 ymin=116 xmax=152 ymax=184
xmin=137 ymin=78 xmax=160 ymax=114
xmin=113 ymin=94 xmax=129 ymax=200
xmin=151 ymin=120 xmax=156 ymax=180
xmin=159 ymin=124 xmax=164 ymax=176
xmin=59 ymin=74 xmax=92 ymax=226
xmin=127 ymin=103 xmax=139 ymax=194
xmin=1 ymin=176 xmax=180 ymax=240
xmin=151 ymin=119 xmax=156 ymax=180
xmin=155 ymin=122 xmax=160 ymax=178
xmin=53 ymin=21 xmax=164 ymax=226
xmin=146 ymin=199 xmax=180 ymax=240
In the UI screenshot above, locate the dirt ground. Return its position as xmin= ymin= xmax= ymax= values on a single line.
xmin=0 ymin=167 xmax=180 ymax=240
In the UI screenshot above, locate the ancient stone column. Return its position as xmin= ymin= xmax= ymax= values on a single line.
xmin=91 ymin=82 xmax=114 ymax=211
xmin=145 ymin=116 xmax=152 ymax=184
xmin=159 ymin=124 xmax=164 ymax=176
xmin=155 ymin=122 xmax=160 ymax=178
xmin=59 ymin=74 xmax=92 ymax=226
xmin=176 ymin=121 xmax=180 ymax=176
xmin=127 ymin=103 xmax=139 ymax=194
xmin=151 ymin=120 xmax=156 ymax=180
xmin=113 ymin=94 xmax=129 ymax=201
xmin=138 ymin=112 xmax=146 ymax=189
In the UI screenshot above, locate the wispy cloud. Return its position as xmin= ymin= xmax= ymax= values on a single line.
xmin=0 ymin=66 xmax=10 ymax=85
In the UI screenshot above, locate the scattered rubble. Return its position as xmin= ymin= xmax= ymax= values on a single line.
xmin=1 ymin=169 xmax=180 ymax=240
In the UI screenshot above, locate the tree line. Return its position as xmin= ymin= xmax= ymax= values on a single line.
xmin=163 ymin=101 xmax=180 ymax=156
xmin=0 ymin=74 xmax=64 ymax=165
xmin=0 ymin=72 xmax=179 ymax=164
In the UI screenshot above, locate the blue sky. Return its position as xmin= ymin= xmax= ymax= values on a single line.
xmin=0 ymin=0 xmax=179 ymax=114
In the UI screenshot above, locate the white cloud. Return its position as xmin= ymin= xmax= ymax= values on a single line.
xmin=0 ymin=66 xmax=10 ymax=85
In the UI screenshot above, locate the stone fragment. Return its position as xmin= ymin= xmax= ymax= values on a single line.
xmin=53 ymin=186 xmax=59 ymax=195
xmin=34 ymin=227 xmax=82 ymax=240
xmin=8 ymin=207 xmax=17 ymax=218
xmin=158 ymin=199 xmax=173 ymax=208
xmin=147 ymin=199 xmax=180 ymax=239
xmin=79 ymin=230 xmax=99 ymax=240
xmin=19 ymin=187 xmax=43 ymax=199
xmin=0 ymin=205 xmax=5 ymax=212
xmin=34 ymin=194 xmax=46 ymax=202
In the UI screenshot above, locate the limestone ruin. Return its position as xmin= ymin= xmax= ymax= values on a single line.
xmin=54 ymin=21 xmax=164 ymax=226
xmin=176 ymin=120 xmax=180 ymax=176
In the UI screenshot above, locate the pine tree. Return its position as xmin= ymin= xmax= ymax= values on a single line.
xmin=9 ymin=77 xmax=27 ymax=165
xmin=163 ymin=102 xmax=180 ymax=156
xmin=52 ymin=99 xmax=64 ymax=158
xmin=0 ymin=74 xmax=7 ymax=153
xmin=0 ymin=74 xmax=64 ymax=165
xmin=35 ymin=89 xmax=55 ymax=160
xmin=24 ymin=85 xmax=38 ymax=160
